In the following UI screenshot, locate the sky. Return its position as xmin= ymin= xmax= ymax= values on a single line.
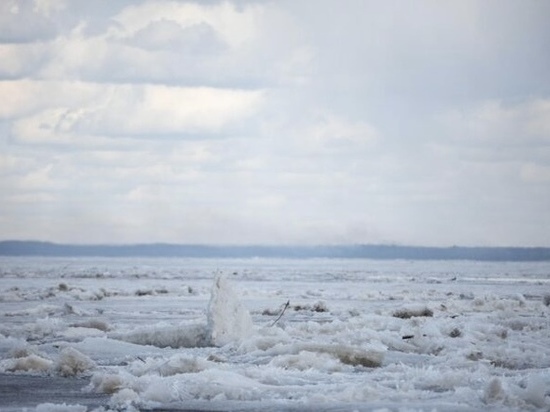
xmin=1 ymin=0 xmax=549 ymax=247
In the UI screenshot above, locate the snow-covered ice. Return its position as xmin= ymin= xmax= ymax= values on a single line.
xmin=0 ymin=257 xmax=549 ymax=411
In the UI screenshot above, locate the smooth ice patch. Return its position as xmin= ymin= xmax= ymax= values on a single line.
xmin=113 ymin=322 xmax=208 ymax=348
xmin=35 ymin=403 xmax=87 ymax=412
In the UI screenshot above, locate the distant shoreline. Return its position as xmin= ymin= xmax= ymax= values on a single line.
xmin=1 ymin=240 xmax=550 ymax=261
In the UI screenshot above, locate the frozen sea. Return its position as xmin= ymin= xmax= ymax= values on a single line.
xmin=0 ymin=257 xmax=549 ymax=411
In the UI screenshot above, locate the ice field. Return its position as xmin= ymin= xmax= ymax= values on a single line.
xmin=0 ymin=257 xmax=549 ymax=411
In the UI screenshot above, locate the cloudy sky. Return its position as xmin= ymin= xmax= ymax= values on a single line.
xmin=1 ymin=0 xmax=549 ymax=247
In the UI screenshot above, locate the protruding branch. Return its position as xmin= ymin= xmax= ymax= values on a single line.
xmin=270 ymin=300 xmax=290 ymax=327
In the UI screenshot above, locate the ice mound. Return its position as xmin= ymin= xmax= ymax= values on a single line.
xmin=521 ymin=376 xmax=548 ymax=408
xmin=9 ymin=317 xmax=66 ymax=341
xmin=269 ymin=342 xmax=385 ymax=368
xmin=320 ymin=343 xmax=385 ymax=368
xmin=54 ymin=347 xmax=96 ymax=376
xmin=2 ymin=341 xmax=96 ymax=376
xmin=269 ymin=350 xmax=346 ymax=372
xmin=207 ymin=275 xmax=254 ymax=347
xmin=112 ymin=275 xmax=253 ymax=348
xmin=392 ymin=304 xmax=434 ymax=319
xmin=89 ymin=372 xmax=126 ymax=394
xmin=483 ymin=376 xmax=549 ymax=409
xmin=7 ymin=340 xmax=38 ymax=358
xmin=6 ymin=354 xmax=53 ymax=373
xmin=71 ymin=319 xmax=111 ymax=332
xmin=128 ymin=354 xmax=213 ymax=377
xmin=111 ymin=387 xmax=140 ymax=406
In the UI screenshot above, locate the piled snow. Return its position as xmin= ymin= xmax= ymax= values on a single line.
xmin=251 ymin=339 xmax=385 ymax=369
xmin=81 ymin=275 xmax=385 ymax=408
xmin=483 ymin=376 xmax=549 ymax=409
xmin=7 ymin=340 xmax=37 ymax=358
xmin=1 ymin=257 xmax=549 ymax=411
xmin=128 ymin=354 xmax=213 ymax=377
xmin=112 ymin=275 xmax=254 ymax=349
xmin=267 ymin=342 xmax=384 ymax=370
xmin=2 ymin=346 xmax=96 ymax=377
xmin=71 ymin=319 xmax=111 ymax=332
xmin=54 ymin=347 xmax=96 ymax=377
xmin=392 ymin=304 xmax=434 ymax=319
xmin=6 ymin=354 xmax=53 ymax=373
xmin=522 ymin=376 xmax=548 ymax=408
xmin=89 ymin=373 xmax=127 ymax=395
xmin=206 ymin=275 xmax=254 ymax=346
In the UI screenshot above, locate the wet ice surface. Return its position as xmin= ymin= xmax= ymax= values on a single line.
xmin=0 ymin=257 xmax=549 ymax=411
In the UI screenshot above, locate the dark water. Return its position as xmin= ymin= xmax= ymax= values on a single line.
xmin=0 ymin=373 xmax=108 ymax=410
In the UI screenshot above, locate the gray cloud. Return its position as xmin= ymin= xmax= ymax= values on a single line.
xmin=0 ymin=0 xmax=59 ymax=43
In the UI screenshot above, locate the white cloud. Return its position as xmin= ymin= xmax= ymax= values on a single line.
xmin=0 ymin=0 xmax=65 ymax=43
xmin=25 ymin=1 xmax=305 ymax=87
xmin=525 ymin=99 xmax=550 ymax=138
xmin=1 ymin=1 xmax=549 ymax=246
xmin=73 ymin=85 xmax=264 ymax=136
xmin=441 ymin=98 xmax=550 ymax=144
xmin=520 ymin=163 xmax=550 ymax=183
xmin=127 ymin=19 xmax=226 ymax=53
xmin=110 ymin=1 xmax=260 ymax=48
xmin=0 ymin=43 xmax=48 ymax=78
xmin=33 ymin=0 xmax=66 ymax=17
xmin=7 ymin=82 xmax=264 ymax=143
xmin=306 ymin=114 xmax=378 ymax=148
xmin=0 ymin=80 xmax=101 ymax=118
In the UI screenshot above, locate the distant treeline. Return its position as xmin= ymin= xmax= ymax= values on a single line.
xmin=1 ymin=240 xmax=550 ymax=261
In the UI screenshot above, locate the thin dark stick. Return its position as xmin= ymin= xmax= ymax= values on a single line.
xmin=270 ymin=300 xmax=290 ymax=327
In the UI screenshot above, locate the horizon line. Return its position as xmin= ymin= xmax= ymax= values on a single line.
xmin=1 ymin=240 xmax=550 ymax=262
xmin=1 ymin=239 xmax=550 ymax=249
